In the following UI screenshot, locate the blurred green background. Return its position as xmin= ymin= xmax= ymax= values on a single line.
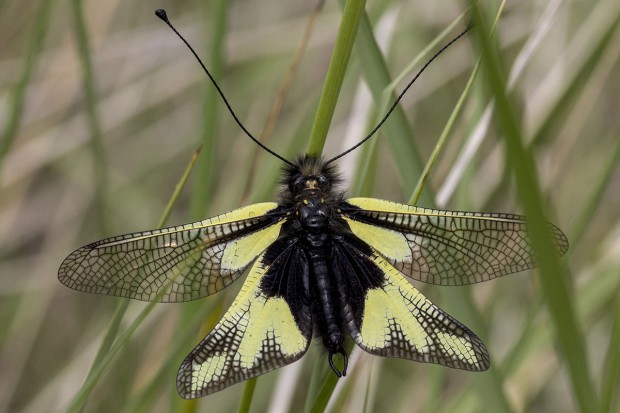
xmin=1 ymin=1 xmax=619 ymax=412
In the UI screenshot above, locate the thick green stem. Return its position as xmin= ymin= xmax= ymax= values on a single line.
xmin=306 ymin=0 xmax=367 ymax=156
xmin=469 ymin=3 xmax=599 ymax=412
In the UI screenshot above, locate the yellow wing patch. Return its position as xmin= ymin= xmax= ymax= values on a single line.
xmin=352 ymin=252 xmax=489 ymax=371
xmin=236 ymin=297 xmax=306 ymax=368
xmin=220 ymin=220 xmax=283 ymax=271
xmin=347 ymin=197 xmax=417 ymax=214
xmin=178 ymin=252 xmax=311 ymax=398
xmin=361 ymin=288 xmax=427 ymax=351
xmin=342 ymin=217 xmax=411 ymax=262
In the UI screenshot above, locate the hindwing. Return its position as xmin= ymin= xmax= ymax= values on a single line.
xmin=58 ymin=203 xmax=284 ymax=302
xmin=177 ymin=241 xmax=312 ymax=398
xmin=341 ymin=198 xmax=568 ymax=286
xmin=333 ymin=235 xmax=489 ymax=371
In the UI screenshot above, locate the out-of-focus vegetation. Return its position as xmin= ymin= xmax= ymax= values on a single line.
xmin=1 ymin=1 xmax=619 ymax=412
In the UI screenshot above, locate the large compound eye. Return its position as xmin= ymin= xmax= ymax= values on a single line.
xmin=317 ymin=175 xmax=330 ymax=188
xmin=290 ymin=176 xmax=305 ymax=193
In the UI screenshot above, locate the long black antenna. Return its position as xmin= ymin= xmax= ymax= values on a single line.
xmin=325 ymin=26 xmax=472 ymax=165
xmin=155 ymin=9 xmax=295 ymax=168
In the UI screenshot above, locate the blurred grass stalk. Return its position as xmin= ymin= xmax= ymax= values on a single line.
xmin=189 ymin=0 xmax=228 ymax=221
xmin=469 ymin=2 xmax=599 ymax=413
xmin=70 ymin=0 xmax=108 ymax=235
xmin=0 ymin=0 xmax=53 ymax=168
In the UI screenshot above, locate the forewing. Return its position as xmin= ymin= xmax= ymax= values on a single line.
xmin=334 ymin=236 xmax=489 ymax=371
xmin=177 ymin=244 xmax=312 ymax=398
xmin=341 ymin=198 xmax=568 ymax=285
xmin=58 ymin=203 xmax=284 ymax=302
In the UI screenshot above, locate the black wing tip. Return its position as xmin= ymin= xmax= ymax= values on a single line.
xmin=472 ymin=343 xmax=491 ymax=372
xmin=175 ymin=361 xmax=240 ymax=399
xmin=176 ymin=361 xmax=203 ymax=399
xmin=441 ymin=335 xmax=491 ymax=372
xmin=459 ymin=324 xmax=491 ymax=372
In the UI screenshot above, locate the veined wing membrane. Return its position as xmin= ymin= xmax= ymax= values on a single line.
xmin=336 ymin=241 xmax=490 ymax=371
xmin=342 ymin=198 xmax=568 ymax=286
xmin=58 ymin=203 xmax=284 ymax=302
xmin=177 ymin=247 xmax=312 ymax=398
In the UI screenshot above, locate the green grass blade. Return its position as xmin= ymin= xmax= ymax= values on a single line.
xmin=190 ymin=0 xmax=228 ymax=219
xmin=350 ymin=11 xmax=467 ymax=199
xmin=570 ymin=138 xmax=620 ymax=245
xmin=404 ymin=5 xmax=514 ymax=412
xmin=484 ymin=2 xmax=620 ymax=208
xmin=0 ymin=0 xmax=54 ymax=168
xmin=350 ymin=133 xmax=378 ymax=197
xmin=531 ymin=6 xmax=620 ymax=149
xmin=469 ymin=3 xmax=599 ymax=412
xmin=306 ymin=0 xmax=367 ymax=156
xmin=308 ymin=375 xmax=340 ymax=413
xmin=600 ymin=296 xmax=620 ymax=413
xmin=118 ymin=299 xmax=219 ymax=413
xmin=70 ymin=0 xmax=108 ymax=235
xmin=350 ymin=7 xmax=426 ymax=202
xmin=385 ymin=12 xmax=467 ymax=92
xmin=304 ymin=355 xmax=326 ymax=413
xmin=237 ymin=377 xmax=257 ymax=413
xmin=65 ymin=300 xmax=160 ymax=413
xmin=409 ymin=59 xmax=480 ymax=205
xmin=160 ymin=146 xmax=203 ymax=227
xmin=500 ymin=135 xmax=620 ymax=376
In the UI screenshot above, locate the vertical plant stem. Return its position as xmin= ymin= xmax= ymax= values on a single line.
xmin=409 ymin=59 xmax=480 ymax=205
xmin=190 ymin=0 xmax=228 ymax=219
xmin=401 ymin=5 xmax=514 ymax=412
xmin=469 ymin=3 xmax=599 ymax=412
xmin=306 ymin=0 xmax=367 ymax=155
xmin=569 ymin=138 xmax=620 ymax=244
xmin=70 ymin=0 xmax=108 ymax=234
xmin=350 ymin=7 xmax=426 ymax=202
xmin=600 ymin=296 xmax=620 ymax=413
xmin=0 ymin=0 xmax=54 ymax=170
xmin=237 ymin=378 xmax=257 ymax=413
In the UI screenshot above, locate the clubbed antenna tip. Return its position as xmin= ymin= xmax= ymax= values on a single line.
xmin=155 ymin=9 xmax=168 ymax=22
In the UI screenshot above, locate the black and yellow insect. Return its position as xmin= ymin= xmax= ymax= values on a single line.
xmin=58 ymin=10 xmax=568 ymax=399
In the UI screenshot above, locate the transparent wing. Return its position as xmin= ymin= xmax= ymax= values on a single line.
xmin=58 ymin=203 xmax=285 ymax=302
xmin=342 ymin=198 xmax=569 ymax=286
xmin=177 ymin=247 xmax=312 ymax=398
xmin=336 ymin=242 xmax=489 ymax=371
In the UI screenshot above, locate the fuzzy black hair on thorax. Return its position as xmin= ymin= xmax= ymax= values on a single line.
xmin=277 ymin=154 xmax=345 ymax=206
